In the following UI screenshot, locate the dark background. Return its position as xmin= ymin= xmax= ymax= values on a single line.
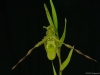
xmin=0 ymin=0 xmax=100 ymax=75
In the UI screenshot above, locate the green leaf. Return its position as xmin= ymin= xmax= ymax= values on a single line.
xmin=52 ymin=62 xmax=57 ymax=75
xmin=50 ymin=0 xmax=58 ymax=36
xmin=59 ymin=18 xmax=67 ymax=47
xmin=44 ymin=3 xmax=54 ymax=26
xmin=60 ymin=46 xmax=74 ymax=71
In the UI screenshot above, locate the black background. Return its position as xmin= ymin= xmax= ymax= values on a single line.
xmin=0 ymin=0 xmax=100 ymax=75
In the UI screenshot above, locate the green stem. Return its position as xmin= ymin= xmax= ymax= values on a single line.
xmin=58 ymin=48 xmax=62 ymax=75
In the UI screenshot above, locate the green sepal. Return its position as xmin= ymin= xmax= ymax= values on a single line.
xmin=44 ymin=3 xmax=54 ymax=26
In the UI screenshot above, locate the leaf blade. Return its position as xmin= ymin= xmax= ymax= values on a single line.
xmin=60 ymin=46 xmax=74 ymax=71
xmin=59 ymin=18 xmax=67 ymax=47
xmin=50 ymin=0 xmax=58 ymax=36
xmin=52 ymin=62 xmax=57 ymax=75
